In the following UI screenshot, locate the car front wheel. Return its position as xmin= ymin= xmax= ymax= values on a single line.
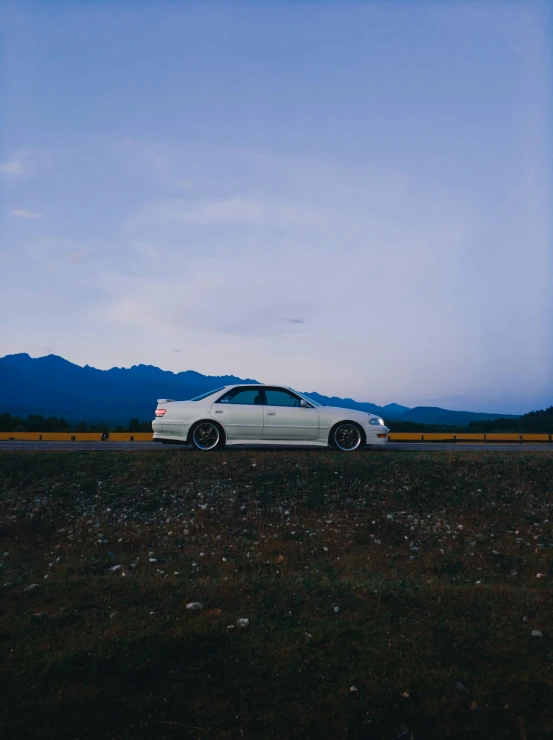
xmin=329 ymin=422 xmax=364 ymax=451
xmin=190 ymin=421 xmax=225 ymax=451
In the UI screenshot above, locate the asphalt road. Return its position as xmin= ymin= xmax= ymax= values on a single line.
xmin=0 ymin=441 xmax=552 ymax=453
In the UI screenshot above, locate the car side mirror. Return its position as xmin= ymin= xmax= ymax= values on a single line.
xmin=300 ymin=399 xmax=310 ymax=408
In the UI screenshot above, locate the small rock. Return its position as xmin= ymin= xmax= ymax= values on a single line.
xmin=532 ymin=630 xmax=543 ymax=638
xmin=523 ymin=616 xmax=528 ymax=622
xmin=227 ymin=625 xmax=235 ymax=630
xmin=3 ymin=552 xmax=9 ymax=557
xmin=24 ymin=584 xmax=39 ymax=591
xmin=455 ymin=680 xmax=469 ymax=695
xmin=402 ymin=691 xmax=410 ymax=698
xmin=334 ymin=606 xmax=340 ymax=613
xmin=186 ymin=602 xmax=203 ymax=611
xmin=236 ymin=618 xmax=249 ymax=628
xmin=149 ymin=558 xmax=158 ymax=563
xmin=109 ymin=565 xmax=122 ymax=572
xmin=350 ymin=686 xmax=358 ymax=692
xmin=536 ymin=573 xmax=545 ymax=579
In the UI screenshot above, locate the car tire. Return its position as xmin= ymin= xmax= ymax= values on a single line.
xmin=329 ymin=421 xmax=365 ymax=451
xmin=189 ymin=421 xmax=226 ymax=451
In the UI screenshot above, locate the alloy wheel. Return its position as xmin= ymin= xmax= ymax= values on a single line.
xmin=193 ymin=423 xmax=220 ymax=451
xmin=333 ymin=423 xmax=362 ymax=451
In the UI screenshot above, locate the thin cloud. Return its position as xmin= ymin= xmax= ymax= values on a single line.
xmin=12 ymin=209 xmax=42 ymax=219
xmin=0 ymin=161 xmax=25 ymax=176
xmin=133 ymin=197 xmax=323 ymax=228
xmin=286 ymin=318 xmax=305 ymax=324
xmin=172 ymin=348 xmax=181 ymax=352
xmin=67 ymin=249 xmax=89 ymax=265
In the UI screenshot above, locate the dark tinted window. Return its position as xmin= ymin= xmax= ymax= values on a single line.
xmin=216 ymin=387 xmax=263 ymax=405
xmin=264 ymin=388 xmax=302 ymax=407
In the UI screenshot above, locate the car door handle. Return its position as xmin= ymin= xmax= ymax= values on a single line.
xmin=214 ymin=410 xmax=223 ymax=414
xmin=266 ymin=412 xmax=276 ymax=416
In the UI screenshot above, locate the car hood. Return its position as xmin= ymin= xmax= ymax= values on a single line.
xmin=320 ymin=405 xmax=385 ymax=423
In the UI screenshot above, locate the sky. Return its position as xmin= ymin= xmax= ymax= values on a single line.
xmin=0 ymin=0 xmax=551 ymax=414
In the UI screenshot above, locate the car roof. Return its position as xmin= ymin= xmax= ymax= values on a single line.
xmin=223 ymin=384 xmax=292 ymax=391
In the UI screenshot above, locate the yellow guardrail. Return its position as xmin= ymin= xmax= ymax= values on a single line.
xmin=0 ymin=432 xmax=551 ymax=443
xmin=0 ymin=432 xmax=155 ymax=442
xmin=387 ymin=433 xmax=552 ymax=443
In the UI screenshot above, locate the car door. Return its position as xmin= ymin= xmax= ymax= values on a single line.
xmin=210 ymin=387 xmax=264 ymax=440
xmin=262 ymin=387 xmax=319 ymax=441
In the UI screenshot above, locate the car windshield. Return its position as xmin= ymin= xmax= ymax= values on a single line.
xmin=189 ymin=387 xmax=226 ymax=401
xmin=293 ymin=390 xmax=322 ymax=407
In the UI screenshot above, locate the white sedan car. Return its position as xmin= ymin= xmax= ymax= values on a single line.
xmin=152 ymin=384 xmax=388 ymax=451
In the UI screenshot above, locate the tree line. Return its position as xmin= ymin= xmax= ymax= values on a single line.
xmin=0 ymin=413 xmax=152 ymax=434
xmin=383 ymin=406 xmax=553 ymax=433
xmin=1 ymin=406 xmax=552 ymax=434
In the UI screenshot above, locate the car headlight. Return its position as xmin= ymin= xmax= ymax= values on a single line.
xmin=368 ymin=417 xmax=385 ymax=426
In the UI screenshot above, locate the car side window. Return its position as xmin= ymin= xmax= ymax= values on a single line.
xmin=264 ymin=388 xmax=303 ymax=407
xmin=216 ymin=388 xmax=263 ymax=405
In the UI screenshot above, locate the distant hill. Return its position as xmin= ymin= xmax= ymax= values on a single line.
xmin=397 ymin=406 xmax=519 ymax=426
xmin=0 ymin=353 xmax=520 ymax=426
xmin=381 ymin=403 xmax=411 ymax=416
xmin=0 ymin=353 xmax=258 ymax=423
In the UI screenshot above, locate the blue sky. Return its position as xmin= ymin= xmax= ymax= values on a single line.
xmin=1 ymin=1 xmax=551 ymax=413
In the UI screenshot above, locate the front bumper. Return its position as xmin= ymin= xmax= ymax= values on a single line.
xmin=365 ymin=426 xmax=389 ymax=445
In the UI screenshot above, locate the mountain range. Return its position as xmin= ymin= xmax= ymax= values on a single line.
xmin=0 ymin=353 xmax=520 ymax=426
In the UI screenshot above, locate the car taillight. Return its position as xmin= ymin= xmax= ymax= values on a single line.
xmin=155 ymin=409 xmax=166 ymax=417
xmin=377 ymin=433 xmax=387 ymax=438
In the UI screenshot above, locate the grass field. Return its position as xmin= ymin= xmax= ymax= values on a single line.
xmin=1 ymin=449 xmax=553 ymax=739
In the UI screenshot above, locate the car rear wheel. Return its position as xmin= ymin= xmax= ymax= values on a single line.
xmin=330 ymin=422 xmax=364 ymax=451
xmin=190 ymin=421 xmax=225 ymax=451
